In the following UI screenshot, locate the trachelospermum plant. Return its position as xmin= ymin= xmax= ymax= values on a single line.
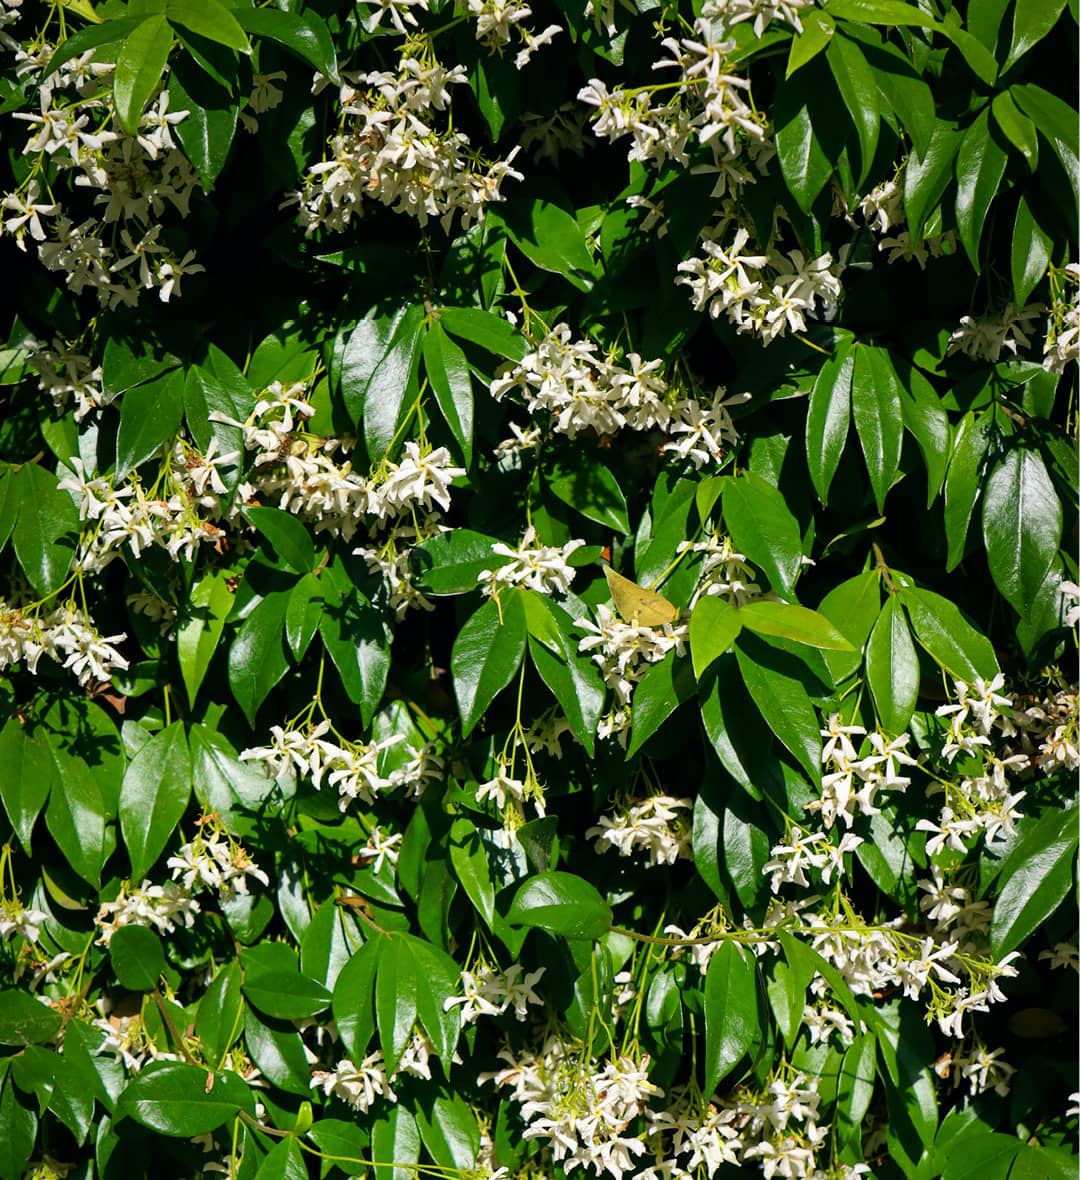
xmin=0 ymin=0 xmax=1076 ymax=1177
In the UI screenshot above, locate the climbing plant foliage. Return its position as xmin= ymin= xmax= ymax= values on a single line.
xmin=0 ymin=0 xmax=1076 ymax=1177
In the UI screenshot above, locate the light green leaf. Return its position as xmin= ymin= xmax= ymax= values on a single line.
xmin=438 ymin=306 xmax=525 ymax=360
xmin=1011 ymin=196 xmax=1053 ymax=306
xmin=234 ymin=7 xmax=338 ymax=82
xmin=826 ymin=34 xmax=880 ymax=184
xmin=548 ymin=456 xmax=630 ymax=534
xmin=851 ymin=345 xmax=903 ymax=513
xmin=903 ymin=120 xmax=962 ymax=242
xmin=166 ymin=0 xmax=249 ymax=51
xmin=228 ymin=591 xmax=291 ymax=726
xmin=899 ymin=587 xmax=999 ymax=681
xmin=177 ymin=571 xmax=234 ymax=707
xmin=116 ymin=1062 xmax=254 ymax=1136
xmin=737 ymin=600 xmax=855 ymax=652
xmin=0 ymin=719 xmax=56 ymax=854
xmin=449 ymin=817 xmax=496 ymax=928
xmin=196 ymin=963 xmax=244 ymax=1067
xmin=806 ymin=347 xmax=853 ymax=503
xmin=1004 ymin=0 xmax=1068 ymax=69
xmin=10 ymin=464 xmax=79 ymax=598
xmin=865 ymin=597 xmax=919 ymax=735
xmin=943 ymin=411 xmax=992 ymax=571
xmin=991 ymin=91 xmax=1038 ymax=171
xmin=787 ymin=9 xmax=835 ymax=76
xmin=113 ymin=15 xmax=173 ymax=135
xmin=722 ymin=473 xmax=804 ymax=599
xmin=690 ymin=595 xmax=743 ymax=678
xmin=991 ymin=822 xmax=1077 ymax=957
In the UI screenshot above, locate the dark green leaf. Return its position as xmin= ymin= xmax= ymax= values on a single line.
xmin=703 ymin=941 xmax=758 ymax=1095
xmin=943 ymin=411 xmax=991 ymax=571
xmin=116 ymin=1062 xmax=253 ymax=1136
xmin=166 ymin=0 xmax=249 ymax=50
xmin=244 ymin=971 xmax=331 ymax=1021
xmin=548 ymin=456 xmax=630 ymax=534
xmin=904 ymin=121 xmax=962 ymax=242
xmin=119 ymin=721 xmax=191 ymax=881
xmin=991 ymin=91 xmax=1038 ymax=171
xmin=254 ymin=1139 xmax=308 ymax=1180
xmin=246 ymin=506 xmax=316 ymax=574
xmin=826 ymin=34 xmax=879 ymax=184
xmin=109 ymin=925 xmax=166 ymax=991
xmin=10 ymin=463 xmax=79 ymax=598
xmin=332 ymin=938 xmax=382 ymax=1061
xmin=954 ymin=108 xmax=1008 ymax=271
xmin=423 ymin=322 xmax=474 ymax=466
xmin=451 ymin=592 xmax=528 ymax=735
xmin=234 ymin=7 xmax=339 ymax=82
xmin=1011 ymin=196 xmax=1053 ymax=306
xmin=410 ymin=528 xmax=504 ymax=595
xmin=228 ymin=591 xmax=291 ymax=726
xmin=865 ymin=597 xmax=919 ymax=734
xmin=899 ymin=587 xmax=999 ymax=680
xmin=507 ymin=871 xmax=612 ymax=940
xmin=376 ymin=937 xmax=418 ymax=1071
xmin=438 ymin=306 xmax=525 ymax=360
xmin=196 ymin=963 xmax=244 ymax=1067
xmin=319 ymin=601 xmax=391 ymax=728
xmin=722 ymin=473 xmax=803 ymax=599
xmin=0 ymin=989 xmax=62 ymax=1046
xmin=1011 ymin=84 xmax=1079 ymax=211
xmin=116 ymin=367 xmax=185 ymax=478
xmin=806 ymin=346 xmax=853 ymax=503
xmin=414 ymin=1089 xmax=480 ymax=1172
xmin=0 ymin=719 xmax=55 ymax=853
xmin=774 ymin=79 xmax=834 ymax=213
xmin=1004 ymin=0 xmax=1068 ymax=69
xmin=900 ymin=368 xmax=951 ymax=508
xmin=991 ymin=826 xmax=1078 ymax=957
xmin=167 ymin=61 xmax=237 ymax=190
xmin=851 ymin=345 xmax=903 ymax=512
xmin=43 ymin=730 xmax=108 ymax=887
xmin=372 ymin=1104 xmax=420 ymax=1180
xmin=627 ymin=651 xmax=697 ymax=757
xmin=982 ymin=448 xmax=1062 ymax=616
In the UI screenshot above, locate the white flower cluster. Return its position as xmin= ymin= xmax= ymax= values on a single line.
xmin=59 ymin=449 xmax=232 ymax=573
xmin=25 ymin=336 xmax=110 ymax=420
xmin=487 ymin=1043 xmax=663 ymax=1178
xmin=681 ymin=531 xmax=760 ymax=605
xmin=478 ymin=526 xmax=585 ymax=596
xmin=677 ymin=227 xmax=844 ymax=345
xmin=647 ymin=1072 xmax=843 ymax=1179
xmin=294 ymin=58 xmax=522 ymax=234
xmin=240 ymin=719 xmax=443 ymax=808
xmin=0 ymin=899 xmax=48 ymax=943
xmin=1 ymin=50 xmax=204 ymax=307
xmin=807 ymin=717 xmax=919 ymax=830
xmin=310 ymin=1036 xmax=433 ymax=1111
xmin=443 ymin=962 xmax=546 ymax=1023
xmin=762 ymin=826 xmax=864 ymax=892
xmin=230 ymin=383 xmax=465 ymax=537
xmin=937 ymin=1044 xmax=1016 ymax=1098
xmin=587 ymin=794 xmax=693 ymax=865
xmin=857 ymin=172 xmax=956 ymax=268
xmin=705 ymin=0 xmax=815 ymax=36
xmin=166 ymin=829 xmax=269 ymax=899
xmin=1043 ymin=262 xmax=1080 ymax=373
xmin=578 ymin=19 xmax=765 ymax=168
xmin=578 ymin=603 xmax=688 ymax=740
xmin=95 ymin=879 xmax=200 ymax=947
xmin=476 ymin=759 xmax=547 ymax=818
xmin=491 ymin=323 xmax=744 ymax=464
xmin=946 ymin=301 xmax=1042 ymax=362
xmin=467 ymin=0 xmax=562 ymax=70
xmin=0 ymin=597 xmax=129 ymax=687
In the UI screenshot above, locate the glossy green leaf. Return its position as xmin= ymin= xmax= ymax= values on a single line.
xmin=376 ymin=937 xmax=419 ymax=1072
xmin=722 ymin=473 xmax=803 ymax=599
xmin=234 ymin=7 xmax=338 ymax=82
xmin=0 ymin=1075 xmax=36 ymax=1180
xmin=43 ymin=730 xmax=108 ymax=888
xmin=449 ymin=817 xmax=496 ymax=928
xmin=904 ymin=120 xmax=962 ymax=242
xmin=865 ymin=596 xmax=919 ymax=734
xmin=196 ymin=962 xmax=244 ymax=1067
xmin=900 ymin=368 xmax=951 ymax=508
xmin=954 ymin=108 xmax=1008 ymax=271
xmin=690 ymin=595 xmax=743 ymax=678
xmin=990 ymin=826 xmax=1077 ymax=957
xmin=806 ymin=346 xmax=853 ymax=503
xmin=548 ymin=457 xmax=630 ymax=534
xmin=332 ymin=938 xmax=383 ymax=1061
xmin=991 ymin=91 xmax=1038 ymax=171
xmin=703 ymin=941 xmax=758 ymax=1095
xmin=507 ymin=871 xmax=612 ymax=940
xmin=1011 ymin=196 xmax=1053 ymax=306
xmin=228 ymin=591 xmax=292 ymax=726
xmin=423 ymin=322 xmax=474 ymax=466
xmin=817 ymin=569 xmax=880 ymax=682
xmin=109 ymin=925 xmax=166 ymax=991
xmin=113 ymin=15 xmax=173 ymax=136
xmin=116 ymin=367 xmax=185 ymax=478
xmin=1011 ymin=84 xmax=1079 ymax=211
xmin=166 ymin=0 xmax=249 ymax=51
xmin=167 ymin=61 xmax=237 ymax=190
xmin=245 ymin=1009 xmax=316 ymax=1098
xmin=341 ymin=304 xmax=426 ymax=455
xmin=451 ymin=591 xmax=528 ymax=735
xmin=900 ymin=587 xmax=999 ymax=681
xmin=0 ymin=989 xmax=63 ymax=1046
xmin=982 ymin=448 xmax=1062 ymax=616
xmin=319 ymin=603 xmax=391 ymax=728
xmin=787 ymin=9 xmax=835 ymax=76
xmin=119 ymin=721 xmax=191 ymax=881
xmin=826 ymin=34 xmax=879 ymax=184
xmin=177 ymin=571 xmax=234 ymax=707
xmin=245 ymin=507 xmax=316 ymax=574
xmin=0 ymin=719 xmax=55 ymax=854
xmin=46 ymin=17 xmax=146 ymax=78
xmin=438 ymin=306 xmax=526 ymax=360
xmin=851 ymin=345 xmax=903 ymax=513
xmin=9 ymin=463 xmax=79 ymax=598
xmin=285 ymin=572 xmax=324 ymax=661
xmin=943 ymin=411 xmax=992 ymax=571
xmin=244 ymin=971 xmax=331 ymax=1021
xmin=737 ymin=600 xmax=854 ymax=652
xmin=116 ymin=1062 xmax=253 ymax=1136
xmin=525 ymin=594 xmax=604 ymax=755
xmin=495 ymin=200 xmax=596 ymax=288
xmin=372 ymin=1104 xmax=421 ymax=1180
xmin=836 ymin=1033 xmax=877 ymax=1147
xmin=627 ymin=651 xmax=697 ymax=757
xmin=1004 ymin=0 xmax=1068 ymax=69
xmin=254 ymin=1139 xmax=308 ymax=1180
xmin=414 ymin=1088 xmax=480 ymax=1172
xmin=774 ymin=79 xmax=834 ymax=213
xmin=410 ymin=528 xmax=504 ymax=594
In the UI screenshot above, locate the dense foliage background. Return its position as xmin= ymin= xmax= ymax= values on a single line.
xmin=0 ymin=0 xmax=1076 ymax=1177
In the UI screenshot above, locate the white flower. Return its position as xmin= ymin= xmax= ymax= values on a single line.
xmin=478 ymin=527 xmax=585 ymax=596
